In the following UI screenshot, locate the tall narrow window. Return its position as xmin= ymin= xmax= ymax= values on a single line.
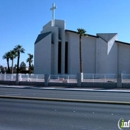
xmin=58 ymin=42 xmax=61 ymax=73
xmin=65 ymin=42 xmax=68 ymax=74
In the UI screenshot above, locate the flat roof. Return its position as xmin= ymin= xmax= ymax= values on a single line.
xmin=65 ymin=30 xmax=98 ymax=38
xmin=115 ymin=40 xmax=130 ymax=46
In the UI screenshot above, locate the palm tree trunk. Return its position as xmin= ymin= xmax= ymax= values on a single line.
xmin=7 ymin=58 xmax=10 ymax=73
xmin=16 ymin=52 xmax=20 ymax=84
xmin=29 ymin=62 xmax=31 ymax=74
xmin=79 ymin=35 xmax=82 ymax=73
xmin=11 ymin=59 xmax=14 ymax=74
xmin=17 ymin=52 xmax=20 ymax=74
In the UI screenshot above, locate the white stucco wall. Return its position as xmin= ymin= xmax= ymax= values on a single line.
xmin=67 ymin=33 xmax=79 ymax=74
xmin=41 ymin=21 xmax=51 ymax=33
xmin=34 ymin=34 xmax=51 ymax=74
xmin=41 ymin=20 xmax=66 ymax=74
xmin=82 ymin=36 xmax=96 ymax=73
xmin=51 ymin=27 xmax=59 ymax=74
xmin=55 ymin=20 xmax=65 ymax=39
xmin=67 ymin=32 xmax=96 ymax=74
xmin=106 ymin=40 xmax=117 ymax=74
xmin=96 ymin=38 xmax=108 ymax=74
xmin=55 ymin=20 xmax=66 ymax=74
xmin=40 ymin=25 xmax=59 ymax=74
xmin=96 ymin=34 xmax=118 ymax=74
xmin=118 ymin=43 xmax=130 ymax=74
xmin=35 ymin=20 xmax=130 ymax=76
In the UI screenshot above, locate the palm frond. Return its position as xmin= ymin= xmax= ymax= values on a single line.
xmin=77 ymin=28 xmax=87 ymax=36
xmin=3 ymin=52 xmax=11 ymax=60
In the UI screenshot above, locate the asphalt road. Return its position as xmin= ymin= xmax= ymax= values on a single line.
xmin=0 ymin=98 xmax=130 ymax=130
xmin=0 ymin=87 xmax=130 ymax=102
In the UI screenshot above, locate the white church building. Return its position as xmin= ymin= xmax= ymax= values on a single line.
xmin=34 ymin=4 xmax=130 ymax=75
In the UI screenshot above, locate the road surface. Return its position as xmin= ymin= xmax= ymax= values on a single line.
xmin=0 ymin=87 xmax=130 ymax=102
xmin=0 ymin=98 xmax=130 ymax=130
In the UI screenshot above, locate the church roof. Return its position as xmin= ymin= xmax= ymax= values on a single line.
xmin=35 ymin=31 xmax=51 ymax=44
xmin=97 ymin=33 xmax=117 ymax=42
xmin=115 ymin=40 xmax=130 ymax=46
xmin=65 ymin=30 xmax=98 ymax=38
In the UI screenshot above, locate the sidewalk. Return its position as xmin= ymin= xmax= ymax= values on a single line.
xmin=0 ymin=84 xmax=130 ymax=93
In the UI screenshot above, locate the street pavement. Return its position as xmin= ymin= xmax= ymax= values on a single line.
xmin=0 ymin=85 xmax=130 ymax=130
xmin=0 ymin=98 xmax=130 ymax=130
xmin=0 ymin=85 xmax=130 ymax=103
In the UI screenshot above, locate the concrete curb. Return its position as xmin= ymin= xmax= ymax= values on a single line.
xmin=0 ymin=95 xmax=130 ymax=105
xmin=1 ymin=85 xmax=130 ymax=93
xmin=40 ymin=87 xmax=130 ymax=93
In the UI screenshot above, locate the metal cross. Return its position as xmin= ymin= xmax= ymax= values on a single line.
xmin=50 ymin=3 xmax=56 ymax=26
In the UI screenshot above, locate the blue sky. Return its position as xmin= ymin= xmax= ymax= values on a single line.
xmin=0 ymin=0 xmax=130 ymax=67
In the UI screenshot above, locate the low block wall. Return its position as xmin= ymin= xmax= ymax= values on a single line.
xmin=19 ymin=81 xmax=45 ymax=86
xmin=82 ymin=82 xmax=117 ymax=88
xmin=48 ymin=83 xmax=77 ymax=87
xmin=122 ymin=83 xmax=130 ymax=88
xmin=0 ymin=81 xmax=16 ymax=85
xmin=0 ymin=80 xmax=130 ymax=88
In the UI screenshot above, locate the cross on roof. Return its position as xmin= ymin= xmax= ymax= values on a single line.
xmin=50 ymin=3 xmax=57 ymax=26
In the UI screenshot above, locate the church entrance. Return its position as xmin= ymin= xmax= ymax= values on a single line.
xmin=58 ymin=42 xmax=61 ymax=74
xmin=58 ymin=42 xmax=68 ymax=74
xmin=65 ymin=42 xmax=68 ymax=74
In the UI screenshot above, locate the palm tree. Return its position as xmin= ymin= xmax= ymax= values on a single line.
xmin=20 ymin=61 xmax=26 ymax=72
xmin=26 ymin=53 xmax=33 ymax=73
xmin=10 ymin=50 xmax=17 ymax=74
xmin=14 ymin=45 xmax=25 ymax=74
xmin=77 ymin=28 xmax=86 ymax=74
xmin=3 ymin=52 xmax=11 ymax=73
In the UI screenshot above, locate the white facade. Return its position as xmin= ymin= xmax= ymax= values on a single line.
xmin=34 ymin=19 xmax=130 ymax=75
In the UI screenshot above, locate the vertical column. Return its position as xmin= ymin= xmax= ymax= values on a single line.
xmin=60 ymin=21 xmax=66 ymax=74
xmin=117 ymin=73 xmax=122 ymax=88
xmin=65 ymin=42 xmax=68 ymax=74
xmin=53 ymin=28 xmax=58 ymax=74
xmin=117 ymin=44 xmax=122 ymax=87
xmin=95 ymin=38 xmax=99 ymax=74
xmin=45 ymin=74 xmax=50 ymax=86
xmin=51 ymin=20 xmax=66 ymax=74
xmin=117 ymin=44 xmax=119 ymax=75
xmin=58 ymin=42 xmax=61 ymax=73
xmin=61 ymin=31 xmax=65 ymax=74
